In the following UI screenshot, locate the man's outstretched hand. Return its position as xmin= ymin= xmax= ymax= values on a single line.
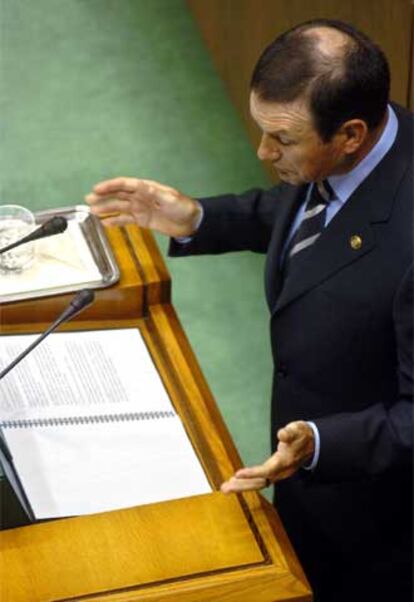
xmin=85 ymin=177 xmax=201 ymax=238
xmin=221 ymin=421 xmax=315 ymax=493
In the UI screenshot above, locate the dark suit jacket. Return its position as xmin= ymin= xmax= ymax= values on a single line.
xmin=169 ymin=103 xmax=413 ymax=600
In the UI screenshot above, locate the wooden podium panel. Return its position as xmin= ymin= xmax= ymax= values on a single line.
xmin=0 ymin=225 xmax=312 ymax=601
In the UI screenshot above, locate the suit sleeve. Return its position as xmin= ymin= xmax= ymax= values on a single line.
xmin=313 ymin=262 xmax=413 ymax=481
xmin=168 ymin=185 xmax=283 ymax=257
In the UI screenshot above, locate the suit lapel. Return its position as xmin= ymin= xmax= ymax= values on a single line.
xmin=272 ymin=196 xmax=376 ymax=315
xmin=269 ymin=107 xmax=411 ymax=316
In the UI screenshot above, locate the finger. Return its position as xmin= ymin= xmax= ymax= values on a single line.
xmin=235 ymin=464 xmax=270 ymax=480
xmin=232 ymin=455 xmax=296 ymax=486
xmin=89 ymin=199 xmax=131 ymax=216
xmin=100 ymin=214 xmax=137 ymax=227
xmin=92 ymin=177 xmax=141 ymax=194
xmin=277 ymin=427 xmax=296 ymax=444
xmin=277 ymin=421 xmax=306 ymax=444
xmin=276 ymin=423 xmax=315 ymax=468
xmin=235 ymin=453 xmax=286 ymax=480
xmin=86 ymin=191 xmax=139 ymax=207
xmin=221 ymin=476 xmax=267 ymax=494
xmin=85 ymin=193 xmax=99 ymax=205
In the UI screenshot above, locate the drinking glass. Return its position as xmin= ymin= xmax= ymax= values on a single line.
xmin=0 ymin=205 xmax=37 ymax=273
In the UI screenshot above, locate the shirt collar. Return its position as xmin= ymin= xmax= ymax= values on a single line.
xmin=327 ymin=104 xmax=398 ymax=204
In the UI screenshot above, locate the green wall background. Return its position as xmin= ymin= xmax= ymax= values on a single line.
xmin=0 ymin=0 xmax=273 ymax=496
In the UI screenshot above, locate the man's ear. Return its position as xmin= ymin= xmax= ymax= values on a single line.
xmin=338 ymin=119 xmax=369 ymax=154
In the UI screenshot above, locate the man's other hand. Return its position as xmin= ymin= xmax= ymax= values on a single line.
xmin=221 ymin=421 xmax=315 ymax=493
xmin=85 ymin=177 xmax=201 ymax=238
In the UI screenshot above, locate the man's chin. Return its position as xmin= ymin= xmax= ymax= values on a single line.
xmin=276 ymin=170 xmax=302 ymax=185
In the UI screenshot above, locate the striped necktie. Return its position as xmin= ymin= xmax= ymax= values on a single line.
xmin=284 ymin=180 xmax=334 ymax=271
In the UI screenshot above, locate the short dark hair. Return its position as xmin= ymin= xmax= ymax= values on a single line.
xmin=250 ymin=19 xmax=390 ymax=141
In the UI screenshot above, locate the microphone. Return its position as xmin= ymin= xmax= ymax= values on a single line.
xmin=0 ymin=289 xmax=95 ymax=380
xmin=0 ymin=216 xmax=68 ymax=255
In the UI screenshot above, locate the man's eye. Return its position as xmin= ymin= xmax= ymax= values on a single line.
xmin=271 ymin=134 xmax=292 ymax=146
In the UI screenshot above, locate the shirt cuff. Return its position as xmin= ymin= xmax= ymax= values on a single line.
xmin=302 ymin=421 xmax=320 ymax=471
xmin=174 ymin=203 xmax=204 ymax=244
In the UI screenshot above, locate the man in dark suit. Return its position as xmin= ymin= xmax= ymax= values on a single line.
xmin=86 ymin=19 xmax=413 ymax=602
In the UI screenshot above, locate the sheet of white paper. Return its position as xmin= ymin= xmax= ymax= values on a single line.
xmin=0 ymin=329 xmax=173 ymax=421
xmin=0 ymin=328 xmax=211 ymax=517
xmin=4 ymin=416 xmax=211 ymax=518
xmin=0 ymin=219 xmax=101 ymax=296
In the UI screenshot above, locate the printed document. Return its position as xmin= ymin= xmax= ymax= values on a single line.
xmin=0 ymin=329 xmax=211 ymax=519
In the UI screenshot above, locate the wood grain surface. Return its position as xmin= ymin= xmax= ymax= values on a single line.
xmin=0 ymin=226 xmax=312 ymax=601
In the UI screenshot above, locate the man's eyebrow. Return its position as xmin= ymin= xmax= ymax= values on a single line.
xmin=269 ymin=129 xmax=292 ymax=137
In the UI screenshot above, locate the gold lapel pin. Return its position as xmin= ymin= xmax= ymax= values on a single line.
xmin=350 ymin=235 xmax=363 ymax=250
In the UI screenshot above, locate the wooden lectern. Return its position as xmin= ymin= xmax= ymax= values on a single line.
xmin=0 ymin=225 xmax=312 ymax=602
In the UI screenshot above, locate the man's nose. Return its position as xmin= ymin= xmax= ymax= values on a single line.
xmin=257 ymin=135 xmax=281 ymax=162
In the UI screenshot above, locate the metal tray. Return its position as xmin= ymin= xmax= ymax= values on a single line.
xmin=1 ymin=205 xmax=120 ymax=303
